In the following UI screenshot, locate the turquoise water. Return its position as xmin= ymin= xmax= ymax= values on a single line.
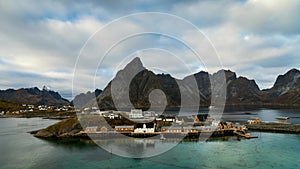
xmin=1 ymin=111 xmax=300 ymax=169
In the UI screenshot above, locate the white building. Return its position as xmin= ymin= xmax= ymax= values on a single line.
xmin=108 ymin=114 xmax=115 ymax=119
xmin=134 ymin=123 xmax=156 ymax=133
xmin=38 ymin=105 xmax=47 ymax=111
xmin=28 ymin=105 xmax=35 ymax=109
xmin=129 ymin=109 xmax=143 ymax=119
xmin=155 ymin=117 xmax=162 ymax=121
xmin=143 ymin=111 xmax=155 ymax=117
xmin=212 ymin=120 xmax=220 ymax=127
xmin=164 ymin=117 xmax=175 ymax=122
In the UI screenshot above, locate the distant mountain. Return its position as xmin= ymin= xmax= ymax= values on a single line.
xmin=183 ymin=69 xmax=262 ymax=106
xmin=0 ymin=86 xmax=70 ymax=106
xmin=263 ymin=68 xmax=300 ymax=105
xmin=7 ymin=58 xmax=295 ymax=109
xmin=72 ymin=89 xmax=102 ymax=107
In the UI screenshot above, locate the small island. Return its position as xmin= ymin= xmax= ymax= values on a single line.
xmin=31 ymin=109 xmax=258 ymax=140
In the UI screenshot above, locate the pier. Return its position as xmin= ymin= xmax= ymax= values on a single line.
xmin=246 ymin=122 xmax=300 ymax=133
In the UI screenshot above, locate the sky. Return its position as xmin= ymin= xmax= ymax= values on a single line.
xmin=0 ymin=0 xmax=300 ymax=100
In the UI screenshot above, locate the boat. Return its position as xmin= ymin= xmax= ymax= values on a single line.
xmin=275 ymin=116 xmax=289 ymax=120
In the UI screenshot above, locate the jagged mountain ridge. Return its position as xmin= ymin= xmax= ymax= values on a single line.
xmin=91 ymin=57 xmax=271 ymax=110
xmin=0 ymin=86 xmax=70 ymax=106
xmin=94 ymin=57 xmax=186 ymax=110
xmin=263 ymin=68 xmax=300 ymax=105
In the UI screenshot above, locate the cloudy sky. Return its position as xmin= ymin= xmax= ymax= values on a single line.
xmin=0 ymin=0 xmax=299 ymax=100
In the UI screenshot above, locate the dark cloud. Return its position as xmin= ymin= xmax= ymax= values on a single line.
xmin=256 ymin=55 xmax=298 ymax=68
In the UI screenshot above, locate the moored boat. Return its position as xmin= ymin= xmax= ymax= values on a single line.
xmin=275 ymin=116 xmax=289 ymax=120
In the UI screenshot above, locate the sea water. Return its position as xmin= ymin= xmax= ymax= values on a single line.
xmin=0 ymin=109 xmax=300 ymax=169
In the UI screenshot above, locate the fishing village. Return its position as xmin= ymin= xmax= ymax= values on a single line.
xmin=78 ymin=109 xmax=259 ymax=140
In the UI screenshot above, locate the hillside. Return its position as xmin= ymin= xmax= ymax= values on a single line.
xmin=0 ymin=99 xmax=22 ymax=112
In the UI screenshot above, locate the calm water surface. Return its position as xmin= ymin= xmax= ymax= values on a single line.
xmin=0 ymin=109 xmax=300 ymax=169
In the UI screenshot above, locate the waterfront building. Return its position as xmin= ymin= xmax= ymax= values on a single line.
xmin=115 ymin=125 xmax=134 ymax=133
xmin=134 ymin=123 xmax=156 ymax=133
xmin=247 ymin=117 xmax=261 ymax=124
xmin=100 ymin=126 xmax=108 ymax=133
xmin=85 ymin=126 xmax=98 ymax=133
xmin=161 ymin=126 xmax=198 ymax=133
xmin=161 ymin=126 xmax=183 ymax=133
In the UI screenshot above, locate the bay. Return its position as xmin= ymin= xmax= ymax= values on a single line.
xmin=0 ymin=109 xmax=300 ymax=169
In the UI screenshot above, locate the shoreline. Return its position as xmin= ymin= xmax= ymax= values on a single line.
xmin=1 ymin=105 xmax=300 ymax=119
xmin=0 ymin=115 xmax=75 ymax=119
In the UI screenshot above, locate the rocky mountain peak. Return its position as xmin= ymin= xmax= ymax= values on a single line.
xmin=122 ymin=57 xmax=144 ymax=73
xmin=213 ymin=69 xmax=237 ymax=82
xmin=273 ymin=68 xmax=300 ymax=89
xmin=288 ymin=68 xmax=300 ymax=74
xmin=224 ymin=69 xmax=237 ymax=81
xmin=264 ymin=68 xmax=300 ymax=103
xmin=42 ymin=85 xmax=51 ymax=91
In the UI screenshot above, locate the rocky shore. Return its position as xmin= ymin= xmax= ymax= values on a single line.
xmin=31 ymin=117 xmax=86 ymax=138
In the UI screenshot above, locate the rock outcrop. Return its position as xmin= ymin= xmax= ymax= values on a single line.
xmin=33 ymin=117 xmax=83 ymax=138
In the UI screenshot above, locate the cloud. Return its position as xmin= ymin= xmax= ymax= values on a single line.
xmin=0 ymin=0 xmax=299 ymax=99
xmin=228 ymin=0 xmax=300 ymax=35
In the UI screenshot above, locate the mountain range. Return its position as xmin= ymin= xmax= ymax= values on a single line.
xmin=92 ymin=57 xmax=300 ymax=110
xmin=0 ymin=86 xmax=69 ymax=106
xmin=0 ymin=58 xmax=299 ymax=109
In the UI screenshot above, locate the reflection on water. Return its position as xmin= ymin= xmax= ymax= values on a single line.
xmin=165 ymin=108 xmax=300 ymax=124
xmin=222 ymin=109 xmax=300 ymax=124
xmin=95 ymin=138 xmax=177 ymax=158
